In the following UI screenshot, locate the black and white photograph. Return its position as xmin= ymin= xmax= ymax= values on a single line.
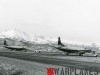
xmin=0 ymin=0 xmax=100 ymax=75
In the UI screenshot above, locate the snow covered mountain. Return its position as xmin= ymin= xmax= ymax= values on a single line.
xmin=31 ymin=35 xmax=91 ymax=46
xmin=32 ymin=35 xmax=99 ymax=47
xmin=32 ymin=35 xmax=57 ymax=44
xmin=0 ymin=29 xmax=31 ymax=41
xmin=0 ymin=29 xmax=57 ymax=44
xmin=0 ymin=29 xmax=97 ymax=47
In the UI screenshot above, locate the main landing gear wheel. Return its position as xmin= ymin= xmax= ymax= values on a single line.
xmin=66 ymin=53 xmax=69 ymax=55
xmin=79 ymin=53 xmax=83 ymax=56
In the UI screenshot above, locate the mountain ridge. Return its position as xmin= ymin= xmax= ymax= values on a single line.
xmin=0 ymin=29 xmax=98 ymax=47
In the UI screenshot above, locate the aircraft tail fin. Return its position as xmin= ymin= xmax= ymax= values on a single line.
xmin=58 ymin=37 xmax=64 ymax=46
xmin=4 ymin=40 xmax=8 ymax=46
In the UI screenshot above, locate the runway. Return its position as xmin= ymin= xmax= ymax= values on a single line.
xmin=0 ymin=52 xmax=99 ymax=72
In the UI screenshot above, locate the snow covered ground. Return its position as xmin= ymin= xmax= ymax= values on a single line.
xmin=0 ymin=53 xmax=100 ymax=75
xmin=0 ymin=56 xmax=62 ymax=75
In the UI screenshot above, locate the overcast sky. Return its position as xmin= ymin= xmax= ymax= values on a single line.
xmin=0 ymin=0 xmax=100 ymax=43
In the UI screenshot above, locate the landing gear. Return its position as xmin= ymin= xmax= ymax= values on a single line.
xmin=66 ymin=52 xmax=69 ymax=55
xmin=11 ymin=49 xmax=14 ymax=51
xmin=79 ymin=53 xmax=83 ymax=56
xmin=63 ymin=52 xmax=69 ymax=55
